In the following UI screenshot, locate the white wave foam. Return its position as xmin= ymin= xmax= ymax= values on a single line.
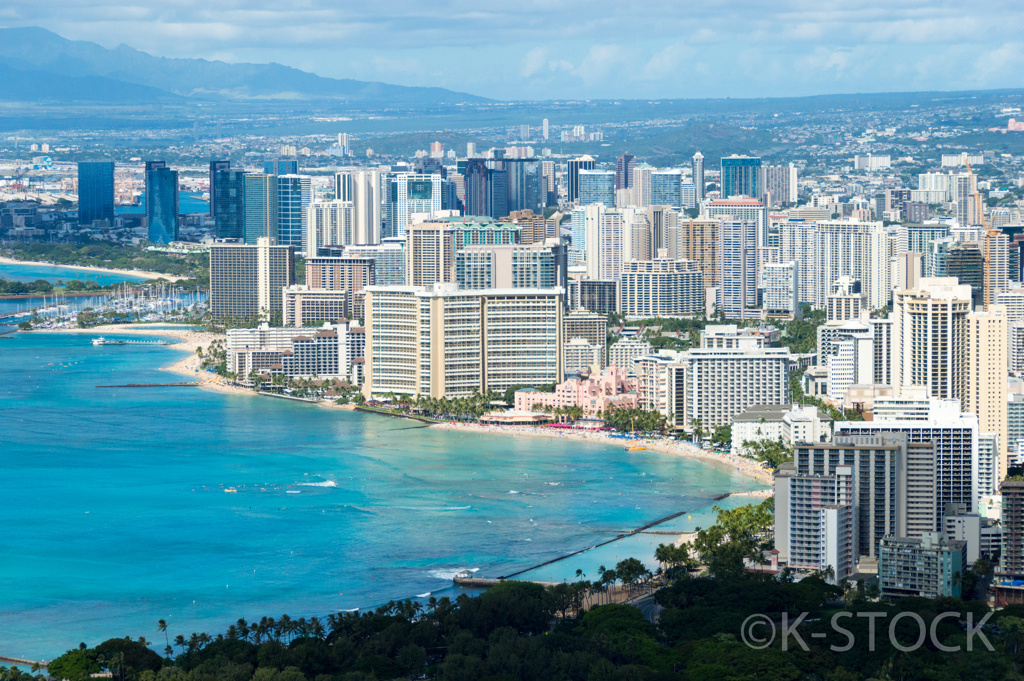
xmin=299 ymin=480 xmax=338 ymax=487
xmin=508 ymin=490 xmax=520 ymax=494
xmin=416 ymin=592 xmax=432 ymax=598
xmin=342 ymin=608 xmax=359 ymax=612
xmin=429 ymin=567 xmax=479 ymax=580
xmin=544 ymin=482 xmax=560 ymax=486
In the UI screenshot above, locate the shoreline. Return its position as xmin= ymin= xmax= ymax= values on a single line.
xmin=0 ymin=255 xmax=189 ymax=282
xmin=429 ymin=422 xmax=774 ymax=490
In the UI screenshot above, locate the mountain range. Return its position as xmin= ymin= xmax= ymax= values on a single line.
xmin=0 ymin=27 xmax=487 ymax=106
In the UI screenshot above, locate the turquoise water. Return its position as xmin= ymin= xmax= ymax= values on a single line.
xmin=0 ymin=261 xmax=147 ymax=286
xmin=0 ymin=332 xmax=757 ymax=661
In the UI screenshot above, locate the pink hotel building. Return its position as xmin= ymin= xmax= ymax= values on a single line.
xmin=514 ymin=364 xmax=638 ymax=416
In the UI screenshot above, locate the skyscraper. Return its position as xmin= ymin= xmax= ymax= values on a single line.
xmin=650 ymin=169 xmax=682 ymax=208
xmin=720 ymin=155 xmax=762 ymax=199
xmin=967 ymin=305 xmax=1009 ymax=474
xmin=631 ymin=164 xmax=654 ymax=208
xmin=208 ymin=160 xmax=230 ymax=218
xmin=567 ymin=155 xmax=595 ymax=203
xmin=209 ymin=237 xmax=295 ymax=320
xmin=213 ymin=169 xmax=245 ymax=240
xmin=692 ymin=151 xmax=705 ymax=202
xmin=463 ymin=159 xmax=490 ymax=218
xmin=243 ymin=174 xmax=278 ymax=245
xmin=542 ymin=119 xmax=549 ymax=140
xmin=892 ymin=278 xmax=971 ymax=402
xmin=336 ymin=169 xmax=382 ymax=245
xmin=77 ymin=161 xmax=114 ymax=226
xmin=578 ymin=170 xmax=615 ymax=206
xmin=145 ymin=162 xmax=178 ymax=245
xmin=615 ymin=153 xmax=636 ymax=191
xmin=264 ymin=159 xmax=298 ymax=175
xmin=405 ymin=221 xmax=457 ymax=286
xmin=718 ymin=218 xmax=758 ymax=320
xmin=276 ymin=174 xmax=312 ymax=252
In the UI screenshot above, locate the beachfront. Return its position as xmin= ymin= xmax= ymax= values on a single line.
xmin=430 ymin=421 xmax=775 ymax=490
xmin=0 ymin=256 xmax=189 ymax=282
xmin=33 ymin=323 xmax=776 ymax=490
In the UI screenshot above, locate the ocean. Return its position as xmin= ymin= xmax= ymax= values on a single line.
xmin=0 ymin=331 xmax=757 ymax=662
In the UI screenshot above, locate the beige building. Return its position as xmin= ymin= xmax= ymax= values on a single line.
xmin=564 ymin=338 xmax=604 ymax=374
xmin=892 ymin=278 xmax=972 ymax=403
xmin=209 ymin=237 xmax=295 ymax=320
xmin=405 ymin=222 xmax=456 ymax=286
xmin=364 ymin=284 xmax=564 ymax=398
xmin=563 ymin=311 xmax=607 ymax=365
xmin=282 ymin=285 xmax=349 ymax=327
xmin=968 ymin=305 xmax=1009 ymax=475
xmin=984 ymin=230 xmax=1009 ymax=309
xmin=666 ymin=217 xmax=720 ymax=290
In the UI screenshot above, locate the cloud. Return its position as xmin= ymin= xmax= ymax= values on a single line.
xmin=2 ymin=0 xmax=1023 ymax=98
xmin=520 ymin=47 xmax=547 ymax=78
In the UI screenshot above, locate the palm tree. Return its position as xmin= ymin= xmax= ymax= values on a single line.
xmin=157 ymin=619 xmax=169 ymax=651
xmin=309 ymin=616 xmax=326 ymax=640
xmin=173 ymin=635 xmax=186 ymax=654
xmin=236 ymin=618 xmax=250 ymax=642
xmin=164 ymin=645 xmax=173 ymax=659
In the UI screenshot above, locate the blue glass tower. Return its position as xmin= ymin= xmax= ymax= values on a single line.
xmin=214 ymin=169 xmax=246 ymax=240
xmin=577 ymin=170 xmax=615 ymax=206
xmin=276 ymin=175 xmax=311 ymax=252
xmin=77 ymin=161 xmax=115 ymax=225
xmin=264 ymin=159 xmax=298 ymax=175
xmin=720 ymin=155 xmax=761 ymax=199
xmin=146 ymin=162 xmax=178 ymax=245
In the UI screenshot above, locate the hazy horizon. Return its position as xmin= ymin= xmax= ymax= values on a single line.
xmin=2 ymin=0 xmax=1022 ymax=102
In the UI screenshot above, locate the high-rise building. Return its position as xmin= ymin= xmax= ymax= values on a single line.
xmin=720 ymin=155 xmax=761 ymax=199
xmin=619 ymin=257 xmax=703 ymax=318
xmin=281 ymin=286 xmax=350 ymax=327
xmin=542 ymin=119 xmax=549 ymax=140
xmin=650 ymin=169 xmax=682 ymax=208
xmin=615 ymin=153 xmax=635 ymax=191
xmin=276 ymin=175 xmax=311 ymax=253
xmin=704 ymin=199 xmax=768 ymax=249
xmin=208 ymin=160 xmax=230 ymax=218
xmin=77 ymin=161 xmax=115 ymax=226
xmin=760 ymin=164 xmax=798 ymax=207
xmin=304 ymin=256 xmax=375 ymax=321
xmin=567 ymin=278 xmax=618 ymax=314
xmin=567 ymin=155 xmax=595 ymax=203
xmin=264 ymin=159 xmax=298 ymax=175
xmin=243 ymin=174 xmax=278 ymax=245
xmin=999 ymin=479 xmax=1024 ymax=582
xmin=630 ymin=164 xmax=654 ymax=208
xmin=346 ymin=238 xmax=407 ymax=287
xmin=761 ymin=261 xmax=801 ymax=319
xmin=968 ymin=305 xmax=1008 ymax=474
xmin=599 ymin=210 xmax=624 ymax=281
xmin=880 ymin=534 xmax=968 ymax=599
xmin=209 ymin=237 xmax=295 ymax=320
xmin=335 ymin=169 xmax=382 ymax=245
xmin=406 ymin=221 xmax=457 ymax=286
xmin=892 ymin=278 xmax=972 ymax=402
xmin=666 ymin=217 xmax=720 ymax=290
xmin=456 ymin=239 xmax=566 ymax=291
xmin=386 ymin=173 xmax=442 ymax=238
xmin=692 ymin=151 xmax=705 ymax=202
xmin=145 ymin=162 xmax=178 ymax=245
xmin=948 ymin=242 xmax=985 ymax=305
xmin=307 ymin=201 xmax=354 ymax=256
xmin=578 ymin=169 xmax=615 ymax=206
xmin=364 ymin=283 xmax=564 ymax=398
xmin=213 ymin=169 xmax=246 ymax=240
xmin=718 ymin=218 xmax=759 ymax=320
xmin=837 ymin=396 xmax=979 ymax=528
xmin=563 ymin=311 xmax=607 ymax=364
xmin=646 ymin=205 xmax=677 ymax=255
xmin=985 ymin=230 xmax=1010 ymax=309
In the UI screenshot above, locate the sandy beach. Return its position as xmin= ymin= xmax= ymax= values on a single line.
xmin=32 ymin=324 xmax=253 ymax=397
xmin=429 ymin=421 xmax=775 ymax=490
xmin=0 ymin=255 xmax=189 ymax=282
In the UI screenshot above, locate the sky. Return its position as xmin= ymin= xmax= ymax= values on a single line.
xmin=2 ymin=0 xmax=1023 ymax=100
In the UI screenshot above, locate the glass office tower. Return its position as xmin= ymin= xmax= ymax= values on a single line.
xmin=78 ymin=161 xmax=115 ymax=225
xmin=146 ymin=163 xmax=178 ymax=244
xmin=720 ymin=155 xmax=762 ymax=199
xmin=214 ymin=168 xmax=246 ymax=240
